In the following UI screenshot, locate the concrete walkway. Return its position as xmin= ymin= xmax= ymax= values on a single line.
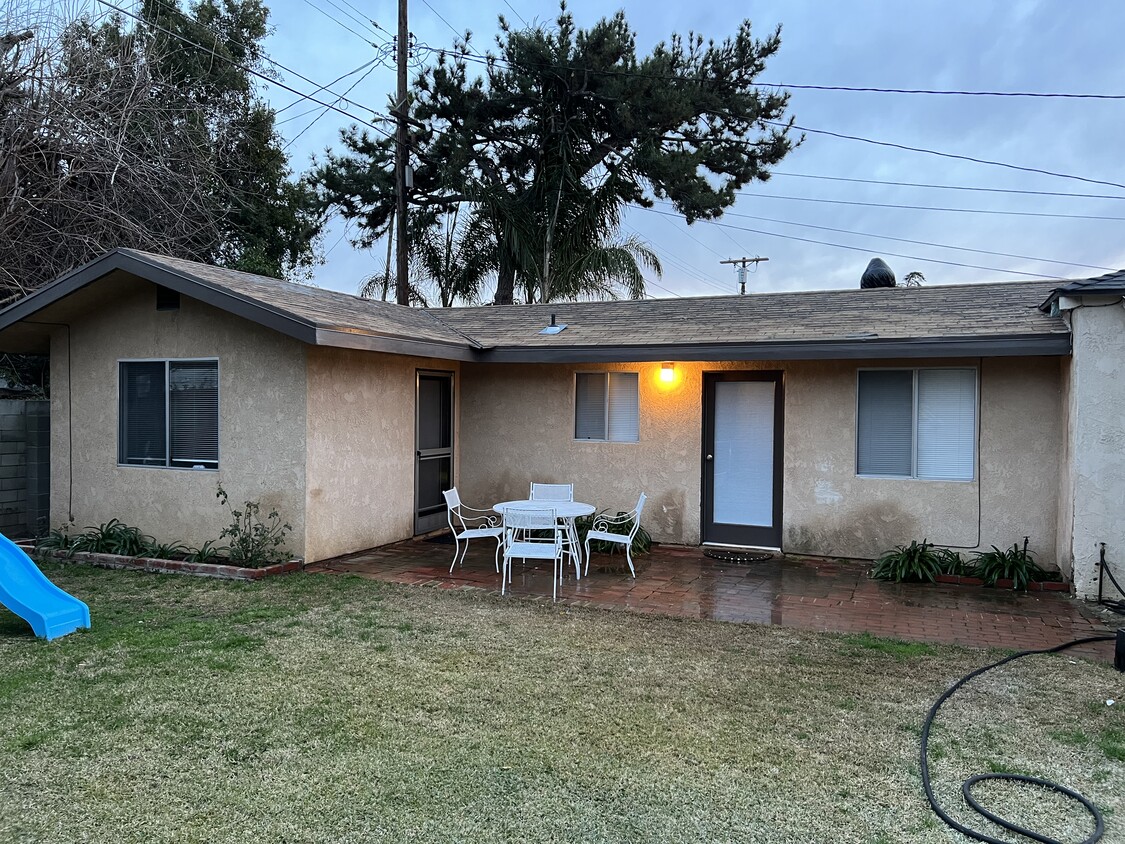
xmin=307 ymin=540 xmax=1118 ymax=661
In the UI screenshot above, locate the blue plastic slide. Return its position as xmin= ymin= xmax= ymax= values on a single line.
xmin=0 ymin=532 xmax=90 ymax=640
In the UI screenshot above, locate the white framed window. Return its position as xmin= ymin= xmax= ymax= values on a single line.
xmin=574 ymin=372 xmax=639 ymax=442
xmin=856 ymin=368 xmax=976 ymax=481
xmin=119 ymin=359 xmax=219 ymax=469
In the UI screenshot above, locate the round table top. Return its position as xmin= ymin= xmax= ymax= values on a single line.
xmin=494 ymin=500 xmax=595 ymax=518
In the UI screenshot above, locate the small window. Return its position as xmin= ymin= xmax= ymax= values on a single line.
xmin=119 ymin=360 xmax=218 ymax=469
xmin=574 ymin=372 xmax=639 ymax=442
xmin=856 ymin=368 xmax=976 ymax=480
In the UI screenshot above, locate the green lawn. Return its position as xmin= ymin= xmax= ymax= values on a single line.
xmin=0 ymin=564 xmax=1121 ymax=843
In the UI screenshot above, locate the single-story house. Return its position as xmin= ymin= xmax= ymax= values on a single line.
xmin=0 ymin=248 xmax=1121 ymax=601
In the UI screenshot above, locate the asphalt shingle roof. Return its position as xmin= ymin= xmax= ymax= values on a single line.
xmin=0 ymin=248 xmax=1086 ymax=360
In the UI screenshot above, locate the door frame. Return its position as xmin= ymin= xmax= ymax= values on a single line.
xmin=701 ymin=370 xmax=784 ymax=548
xmin=414 ymin=369 xmax=456 ymax=535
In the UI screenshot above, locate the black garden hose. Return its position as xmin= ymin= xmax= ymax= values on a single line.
xmin=921 ymin=634 xmax=1118 ymax=844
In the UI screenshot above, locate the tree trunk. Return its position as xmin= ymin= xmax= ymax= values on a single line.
xmin=494 ymin=233 xmax=515 ymax=304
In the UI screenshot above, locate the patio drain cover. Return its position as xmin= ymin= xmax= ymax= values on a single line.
xmin=703 ymin=549 xmax=774 ymax=564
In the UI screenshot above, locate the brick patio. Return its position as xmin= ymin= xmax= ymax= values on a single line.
xmin=306 ymin=540 xmax=1118 ymax=660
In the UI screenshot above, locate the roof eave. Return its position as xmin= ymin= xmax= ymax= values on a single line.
xmin=0 ymin=249 xmax=320 ymax=344
xmin=474 ymin=333 xmax=1072 ymax=364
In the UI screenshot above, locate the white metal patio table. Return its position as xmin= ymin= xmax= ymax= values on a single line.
xmin=494 ymin=500 xmax=595 ymax=578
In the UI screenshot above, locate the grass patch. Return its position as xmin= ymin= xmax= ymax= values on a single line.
xmin=1099 ymin=727 xmax=1125 ymax=762
xmin=0 ymin=564 xmax=1120 ymax=844
xmin=840 ymin=631 xmax=938 ymax=659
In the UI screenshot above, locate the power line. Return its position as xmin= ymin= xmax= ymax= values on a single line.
xmin=294 ymin=0 xmax=386 ymax=45
xmin=649 ymin=201 xmax=1117 ymax=272
xmin=735 ymin=192 xmax=1125 ymax=221
xmin=444 ymin=46 xmax=1125 ymax=100
xmin=275 ymin=58 xmax=380 ymax=120
xmin=770 ymin=172 xmax=1125 ymax=202
xmin=445 ymin=47 xmax=1125 ymax=192
xmin=95 ymin=0 xmax=396 ymax=139
xmin=418 ymin=0 xmax=462 ymax=40
xmin=764 ymin=120 xmax=1125 ymax=192
xmin=642 ymin=208 xmax=1058 ymax=279
xmin=762 ymin=82 xmax=1125 ymax=100
xmin=284 ymin=62 xmax=382 ymax=150
xmin=622 ymin=223 xmax=726 ymax=294
xmin=501 ymin=0 xmax=528 ymax=27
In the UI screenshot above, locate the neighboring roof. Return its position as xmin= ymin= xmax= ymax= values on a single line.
xmin=1039 ymin=268 xmax=1125 ymax=311
xmin=0 ymin=248 xmax=1076 ymax=362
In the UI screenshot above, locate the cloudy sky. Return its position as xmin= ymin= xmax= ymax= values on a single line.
xmin=255 ymin=0 xmax=1125 ymax=298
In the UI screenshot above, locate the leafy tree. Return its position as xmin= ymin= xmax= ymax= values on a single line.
xmin=0 ymin=0 xmax=320 ymax=297
xmin=314 ymin=3 xmax=794 ymax=304
xmin=903 ymin=271 xmax=925 ymax=287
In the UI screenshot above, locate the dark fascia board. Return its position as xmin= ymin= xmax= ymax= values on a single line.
xmin=1041 ymin=282 xmax=1125 ymax=311
xmin=0 ymin=249 xmax=325 ymax=344
xmin=473 ymin=333 xmax=1072 ymax=364
xmin=315 ymin=327 xmax=477 ymax=360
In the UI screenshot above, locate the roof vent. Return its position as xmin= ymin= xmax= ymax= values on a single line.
xmin=539 ymin=312 xmax=568 ymax=335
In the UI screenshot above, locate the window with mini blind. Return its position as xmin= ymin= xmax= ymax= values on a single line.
xmin=574 ymin=372 xmax=639 ymax=442
xmin=856 ymin=368 xmax=976 ymax=481
xmin=119 ymin=359 xmax=219 ymax=469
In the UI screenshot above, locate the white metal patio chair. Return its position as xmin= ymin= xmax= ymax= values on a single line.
xmin=502 ymin=506 xmax=565 ymax=601
xmin=529 ymin=482 xmax=574 ymax=502
xmin=443 ymin=488 xmax=503 ymax=574
xmin=584 ymin=492 xmax=647 ymax=578
xmin=529 ymin=482 xmax=580 ymax=577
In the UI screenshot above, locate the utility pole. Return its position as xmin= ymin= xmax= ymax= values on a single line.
xmin=394 ymin=0 xmax=410 ymax=306
xmin=719 ymin=256 xmax=769 ymax=295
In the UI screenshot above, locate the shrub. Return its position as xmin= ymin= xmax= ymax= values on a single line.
xmin=934 ymin=547 xmax=968 ymax=576
xmin=36 ymin=526 xmax=74 ymax=554
xmin=971 ymin=539 xmax=1042 ymax=590
xmin=216 ymin=484 xmax=292 ymax=568
xmin=69 ymin=519 xmax=153 ymax=557
xmin=574 ymin=512 xmax=652 ymax=557
xmin=186 ymin=540 xmax=226 ymax=565
xmin=871 ymin=539 xmax=943 ymax=583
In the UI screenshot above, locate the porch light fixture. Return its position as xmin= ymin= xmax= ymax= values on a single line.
xmin=660 ymin=362 xmax=675 ymax=383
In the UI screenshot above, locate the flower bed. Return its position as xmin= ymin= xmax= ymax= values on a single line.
xmin=23 ymin=545 xmax=302 ymax=581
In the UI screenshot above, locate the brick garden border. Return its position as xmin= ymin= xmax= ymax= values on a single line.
xmin=934 ymin=573 xmax=1070 ymax=592
xmin=22 ymin=545 xmax=303 ymax=581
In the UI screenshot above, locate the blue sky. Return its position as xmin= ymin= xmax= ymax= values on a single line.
xmin=256 ymin=0 xmax=1125 ymax=297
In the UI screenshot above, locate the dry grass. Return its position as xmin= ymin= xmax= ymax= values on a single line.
xmin=0 ymin=563 xmax=1121 ymax=844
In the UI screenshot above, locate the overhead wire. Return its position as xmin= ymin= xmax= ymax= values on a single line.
xmin=769 ymin=172 xmax=1125 ymax=202
xmin=284 ymin=61 xmax=382 ymax=150
xmin=762 ymin=120 xmax=1125 ymax=192
xmin=650 ymin=201 xmax=1119 ymax=272
xmin=94 ymin=0 xmax=398 ymax=141
xmin=639 ymin=208 xmax=1059 ymax=280
xmin=734 ymin=192 xmax=1125 ymax=221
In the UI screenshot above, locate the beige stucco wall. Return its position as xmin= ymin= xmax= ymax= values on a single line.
xmin=304 ymin=347 xmax=459 ymax=562
xmin=1060 ymin=299 xmax=1125 ymax=599
xmin=49 ymin=273 xmax=308 ymax=557
xmin=459 ymin=357 xmax=1063 ymax=565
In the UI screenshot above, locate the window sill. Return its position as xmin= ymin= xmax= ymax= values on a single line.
xmin=855 ymin=474 xmax=975 ymax=484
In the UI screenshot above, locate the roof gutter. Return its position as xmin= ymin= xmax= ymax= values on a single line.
xmin=473 ymin=333 xmax=1072 ymax=364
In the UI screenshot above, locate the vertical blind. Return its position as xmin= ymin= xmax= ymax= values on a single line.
xmin=120 ymin=360 xmax=218 ymax=469
xmin=574 ymin=372 xmax=639 ymax=442
xmin=856 ymin=368 xmax=976 ymax=480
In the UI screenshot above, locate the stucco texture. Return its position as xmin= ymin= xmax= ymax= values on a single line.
xmin=1062 ymin=302 xmax=1125 ymax=599
xmin=48 ymin=272 xmax=308 ymax=556
xmin=460 ymin=358 xmax=1062 ymax=565
xmin=304 ymin=347 xmax=458 ymax=561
